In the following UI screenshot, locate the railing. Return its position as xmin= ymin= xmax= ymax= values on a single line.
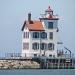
xmin=57 ymin=54 xmax=74 ymax=59
xmin=0 ymin=52 xmax=74 ymax=59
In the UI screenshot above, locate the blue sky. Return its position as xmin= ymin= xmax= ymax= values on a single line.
xmin=0 ymin=0 xmax=75 ymax=56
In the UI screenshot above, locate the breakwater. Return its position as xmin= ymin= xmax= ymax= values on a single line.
xmin=0 ymin=59 xmax=40 ymax=69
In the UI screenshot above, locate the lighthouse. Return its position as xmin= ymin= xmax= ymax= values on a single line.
xmin=21 ymin=6 xmax=59 ymax=58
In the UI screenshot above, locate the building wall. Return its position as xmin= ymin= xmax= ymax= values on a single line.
xmin=22 ymin=27 xmax=31 ymax=57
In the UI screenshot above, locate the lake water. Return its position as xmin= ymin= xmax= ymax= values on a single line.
xmin=0 ymin=69 xmax=75 ymax=75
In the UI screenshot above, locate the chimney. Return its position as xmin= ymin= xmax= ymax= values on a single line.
xmin=28 ymin=13 xmax=31 ymax=22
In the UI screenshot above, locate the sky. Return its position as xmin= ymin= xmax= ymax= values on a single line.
xmin=0 ymin=0 xmax=75 ymax=57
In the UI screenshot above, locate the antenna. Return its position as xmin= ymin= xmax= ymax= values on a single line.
xmin=64 ymin=47 xmax=71 ymax=58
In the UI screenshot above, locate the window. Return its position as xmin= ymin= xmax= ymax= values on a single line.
xmin=48 ymin=43 xmax=54 ymax=50
xmin=27 ymin=32 xmax=29 ymax=38
xmin=53 ymin=55 xmax=55 ymax=58
xmin=41 ymin=32 xmax=47 ymax=39
xmin=42 ymin=54 xmax=44 ymax=56
xmin=33 ymin=32 xmax=39 ymax=38
xmin=32 ymin=43 xmax=39 ymax=50
xmin=23 ymin=32 xmax=29 ymax=38
xmin=49 ymin=55 xmax=52 ymax=57
xmin=48 ymin=22 xmax=53 ymax=29
xmin=49 ymin=32 xmax=53 ymax=39
xmin=26 ymin=32 xmax=27 ymax=38
xmin=34 ymin=54 xmax=37 ymax=57
xmin=23 ymin=43 xmax=29 ymax=50
xmin=23 ymin=32 xmax=25 ymax=38
xmin=40 ymin=43 xmax=47 ymax=50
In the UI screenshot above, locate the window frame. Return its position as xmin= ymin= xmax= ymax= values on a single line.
xmin=40 ymin=43 xmax=47 ymax=50
xmin=23 ymin=32 xmax=29 ymax=38
xmin=34 ymin=54 xmax=37 ymax=57
xmin=23 ymin=32 xmax=25 ymax=38
xmin=48 ymin=22 xmax=53 ymax=29
xmin=40 ymin=32 xmax=47 ymax=39
xmin=32 ymin=43 xmax=39 ymax=50
xmin=33 ymin=32 xmax=39 ymax=39
xmin=23 ymin=42 xmax=29 ymax=50
xmin=49 ymin=32 xmax=53 ymax=39
xmin=49 ymin=54 xmax=52 ymax=57
xmin=48 ymin=43 xmax=54 ymax=50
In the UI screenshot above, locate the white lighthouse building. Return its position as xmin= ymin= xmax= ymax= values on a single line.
xmin=21 ymin=6 xmax=59 ymax=58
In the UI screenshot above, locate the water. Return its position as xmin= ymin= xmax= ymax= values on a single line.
xmin=0 ymin=69 xmax=75 ymax=75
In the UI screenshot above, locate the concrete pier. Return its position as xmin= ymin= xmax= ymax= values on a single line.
xmin=32 ymin=57 xmax=75 ymax=69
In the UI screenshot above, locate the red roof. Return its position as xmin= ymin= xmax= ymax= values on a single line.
xmin=22 ymin=21 xmax=44 ymax=31
xmin=27 ymin=21 xmax=44 ymax=31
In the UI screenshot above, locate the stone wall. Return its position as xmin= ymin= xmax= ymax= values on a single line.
xmin=0 ymin=60 xmax=40 ymax=69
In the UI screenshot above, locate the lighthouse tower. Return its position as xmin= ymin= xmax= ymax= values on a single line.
xmin=21 ymin=6 xmax=59 ymax=58
xmin=39 ymin=6 xmax=59 ymax=57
